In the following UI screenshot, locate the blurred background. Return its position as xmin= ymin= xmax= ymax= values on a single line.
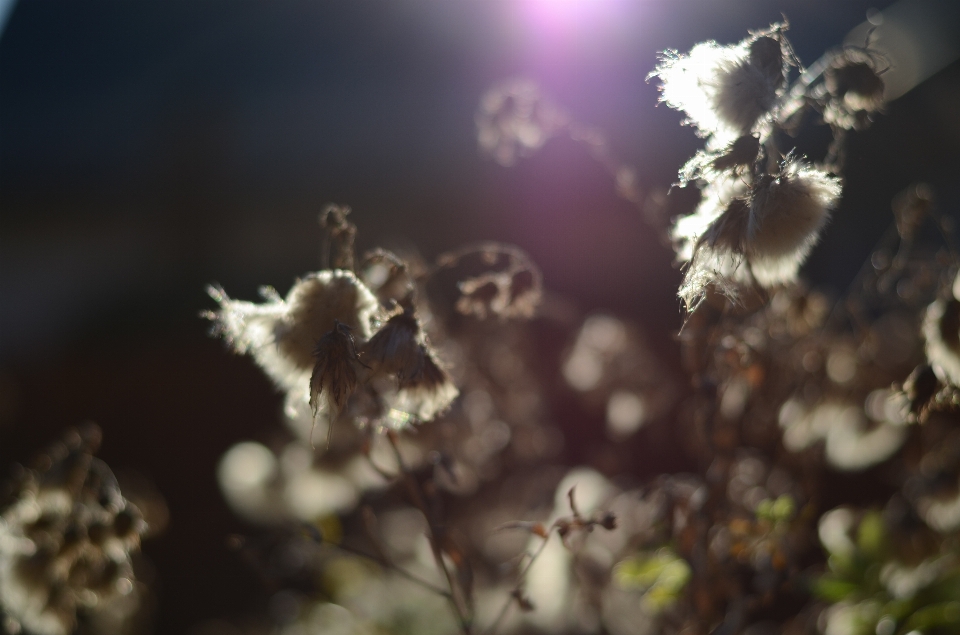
xmin=1 ymin=0 xmax=958 ymax=632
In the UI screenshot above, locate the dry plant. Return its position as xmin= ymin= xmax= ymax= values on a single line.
xmin=2 ymin=18 xmax=959 ymax=635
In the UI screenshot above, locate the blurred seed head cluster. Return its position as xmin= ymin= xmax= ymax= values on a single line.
xmin=0 ymin=426 xmax=150 ymax=635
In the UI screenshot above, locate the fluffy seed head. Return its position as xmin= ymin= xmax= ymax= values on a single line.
xmin=279 ymin=270 xmax=378 ymax=370
xmin=651 ymin=25 xmax=788 ymax=140
xmin=744 ymin=157 xmax=842 ymax=285
xmin=207 ymin=269 xmax=378 ymax=394
xmin=673 ymin=158 xmax=840 ymax=310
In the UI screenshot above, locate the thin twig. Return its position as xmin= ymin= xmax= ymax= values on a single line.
xmin=333 ymin=540 xmax=453 ymax=599
xmin=386 ymin=430 xmax=473 ymax=635
xmin=482 ymin=532 xmax=552 ymax=635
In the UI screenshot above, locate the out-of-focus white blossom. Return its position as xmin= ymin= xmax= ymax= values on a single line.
xmin=779 ymin=400 xmax=907 ymax=471
xmin=880 ymin=557 xmax=950 ymax=600
xmin=824 ymin=409 xmax=907 ymax=471
xmin=217 ymin=442 xmax=285 ymax=524
xmin=916 ymin=477 xmax=960 ymax=533
xmin=476 ymin=78 xmax=568 ymax=167
xmin=923 ymin=296 xmax=960 ymax=386
xmin=523 ymin=469 xmax=617 ymax=633
xmin=217 ymin=436 xmax=427 ymax=525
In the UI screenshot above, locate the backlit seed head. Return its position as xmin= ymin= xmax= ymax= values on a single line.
xmin=651 ymin=24 xmax=789 ymax=140
xmin=206 ymin=269 xmax=378 ymax=395
xmin=745 ymin=158 xmax=841 ymax=276
xmin=674 ymin=157 xmax=840 ymax=310
xmin=823 ymin=47 xmax=886 ymax=129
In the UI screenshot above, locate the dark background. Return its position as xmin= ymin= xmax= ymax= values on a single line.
xmin=1 ymin=1 xmax=958 ymax=632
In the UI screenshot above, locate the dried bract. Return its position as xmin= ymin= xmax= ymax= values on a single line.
xmin=899 ymin=363 xmax=940 ymax=422
xmin=320 ymin=204 xmax=358 ymax=271
xmin=310 ymin=320 xmax=363 ymax=419
xmin=363 ymin=308 xmax=423 ymax=384
xmin=363 ymin=306 xmax=458 ymax=424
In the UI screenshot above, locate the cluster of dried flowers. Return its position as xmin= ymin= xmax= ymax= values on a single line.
xmin=199 ymin=23 xmax=958 ymax=635
xmin=466 ymin=21 xmax=959 ymax=635
xmin=5 ymin=18 xmax=959 ymax=635
xmin=650 ymin=23 xmax=886 ymax=312
xmin=0 ymin=425 xmax=149 ymax=635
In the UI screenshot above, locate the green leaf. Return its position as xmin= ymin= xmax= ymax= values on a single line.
xmin=857 ymin=512 xmax=886 ymax=560
xmin=813 ymin=576 xmax=860 ymax=602
xmin=772 ymin=494 xmax=796 ymax=522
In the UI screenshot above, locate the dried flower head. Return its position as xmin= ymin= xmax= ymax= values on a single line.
xmin=678 ymin=134 xmax=761 ymax=186
xmin=476 ymin=78 xmax=568 ymax=167
xmin=206 ymin=269 xmax=379 ymax=396
xmin=650 ymin=24 xmax=790 ymax=140
xmin=0 ymin=426 xmax=148 ymax=635
xmin=434 ymin=243 xmax=543 ymax=320
xmin=674 ymin=156 xmax=841 ymax=310
xmin=823 ymin=46 xmax=886 ymax=130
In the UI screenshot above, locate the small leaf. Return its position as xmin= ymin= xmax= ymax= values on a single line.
xmin=857 ymin=511 xmax=886 ymax=559
xmin=812 ymin=576 xmax=860 ymax=602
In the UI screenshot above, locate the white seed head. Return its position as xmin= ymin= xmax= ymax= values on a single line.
xmin=747 ymin=160 xmax=841 ymax=259
xmin=651 ymin=28 xmax=787 ymax=141
xmin=207 ymin=269 xmax=378 ymax=394
xmin=745 ymin=158 xmax=842 ymax=285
